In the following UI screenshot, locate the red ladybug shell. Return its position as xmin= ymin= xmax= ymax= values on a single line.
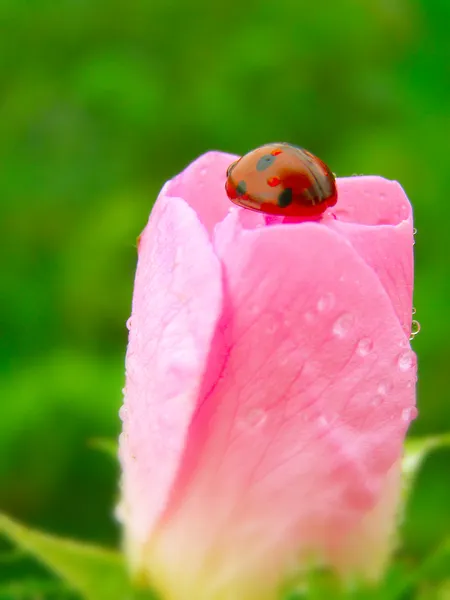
xmin=225 ymin=143 xmax=337 ymax=217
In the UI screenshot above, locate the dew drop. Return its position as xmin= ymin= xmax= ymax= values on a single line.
xmin=356 ymin=337 xmax=373 ymax=357
xmin=317 ymin=415 xmax=329 ymax=427
xmin=371 ymin=395 xmax=383 ymax=408
xmin=114 ymin=502 xmax=125 ymax=523
xmin=377 ymin=381 xmax=391 ymax=396
xmin=413 ymin=227 xmax=418 ymax=235
xmin=398 ymin=351 xmax=415 ymax=372
xmin=402 ymin=407 xmax=418 ymax=422
xmin=317 ymin=292 xmax=335 ymax=313
xmin=244 ymin=408 xmax=267 ymax=429
xmin=412 ymin=307 xmax=417 ymax=315
xmin=332 ymin=313 xmax=354 ymax=338
xmin=400 ymin=203 xmax=409 ymax=219
xmin=410 ymin=320 xmax=421 ymax=340
xmin=119 ymin=405 xmax=128 ymax=421
xmin=126 ymin=317 xmax=132 ymax=331
xmin=199 ymin=168 xmax=208 ymax=177
xmin=399 ymin=337 xmax=409 ymax=349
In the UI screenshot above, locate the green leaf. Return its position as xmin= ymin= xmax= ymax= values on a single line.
xmin=0 ymin=513 xmax=133 ymax=600
xmin=418 ymin=537 xmax=450 ymax=582
xmin=434 ymin=580 xmax=450 ymax=600
xmin=402 ymin=433 xmax=450 ymax=495
xmin=384 ymin=538 xmax=450 ymax=599
xmin=88 ymin=437 xmax=119 ymax=459
xmin=0 ymin=548 xmax=25 ymax=564
xmin=0 ymin=577 xmax=77 ymax=600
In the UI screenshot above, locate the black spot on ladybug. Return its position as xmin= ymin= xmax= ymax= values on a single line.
xmin=236 ymin=180 xmax=247 ymax=196
xmin=278 ymin=188 xmax=293 ymax=207
xmin=256 ymin=154 xmax=276 ymax=171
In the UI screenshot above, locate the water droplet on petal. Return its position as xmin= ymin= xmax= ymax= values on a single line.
xmin=398 ymin=351 xmax=415 ymax=372
xmin=119 ymin=405 xmax=128 ymax=421
xmin=410 ymin=320 xmax=421 ymax=340
xmin=356 ymin=337 xmax=373 ymax=357
xmin=244 ymin=408 xmax=267 ymax=429
xmin=402 ymin=407 xmax=418 ymax=422
xmin=332 ymin=313 xmax=354 ymax=338
xmin=371 ymin=395 xmax=383 ymax=408
xmin=413 ymin=227 xmax=417 ymax=235
xmin=114 ymin=502 xmax=125 ymax=523
xmin=377 ymin=381 xmax=391 ymax=396
xmin=199 ymin=168 xmax=208 ymax=177
xmin=317 ymin=293 xmax=335 ymax=313
xmin=317 ymin=415 xmax=329 ymax=427
xmin=412 ymin=307 xmax=417 ymax=315
xmin=126 ymin=317 xmax=132 ymax=331
xmin=400 ymin=203 xmax=409 ymax=219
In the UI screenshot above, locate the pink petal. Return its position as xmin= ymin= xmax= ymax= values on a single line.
xmin=164 ymin=151 xmax=239 ymax=235
xmin=332 ymin=176 xmax=412 ymax=226
xmin=144 ymin=210 xmax=416 ymax=597
xmin=327 ymin=177 xmax=414 ymax=336
xmin=252 ymin=176 xmax=414 ymax=335
xmin=330 ymin=460 xmax=403 ymax=580
xmin=119 ymin=193 xmax=223 ymax=561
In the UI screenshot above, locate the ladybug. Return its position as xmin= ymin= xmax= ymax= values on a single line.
xmin=225 ymin=143 xmax=337 ymax=217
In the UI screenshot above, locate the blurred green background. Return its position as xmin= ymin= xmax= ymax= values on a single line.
xmin=1 ymin=0 xmax=450 ymax=596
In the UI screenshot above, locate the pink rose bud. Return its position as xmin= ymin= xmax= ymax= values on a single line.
xmin=118 ymin=152 xmax=417 ymax=600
